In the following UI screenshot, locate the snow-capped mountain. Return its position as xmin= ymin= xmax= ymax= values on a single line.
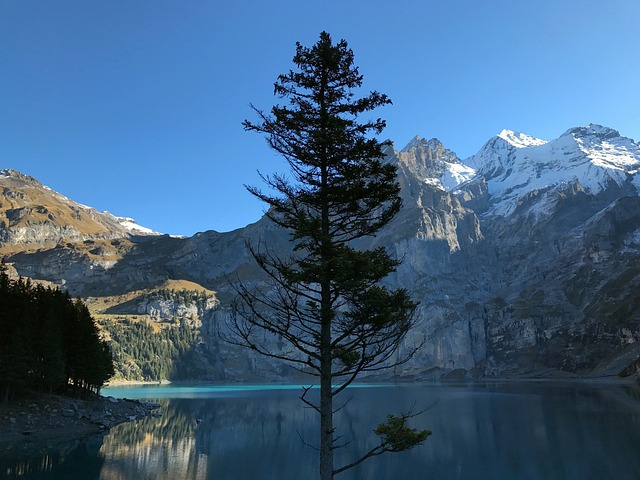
xmin=464 ymin=124 xmax=640 ymax=217
xmin=3 ymin=124 xmax=640 ymax=381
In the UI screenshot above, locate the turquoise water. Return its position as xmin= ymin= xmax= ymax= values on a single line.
xmin=104 ymin=382 xmax=390 ymax=398
xmin=3 ymin=381 xmax=640 ymax=479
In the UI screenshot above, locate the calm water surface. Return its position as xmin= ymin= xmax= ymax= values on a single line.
xmin=2 ymin=381 xmax=640 ymax=479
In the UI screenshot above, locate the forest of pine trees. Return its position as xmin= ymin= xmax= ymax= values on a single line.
xmin=0 ymin=264 xmax=114 ymax=402
xmin=102 ymin=317 xmax=204 ymax=382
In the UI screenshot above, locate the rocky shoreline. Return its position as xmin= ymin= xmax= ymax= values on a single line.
xmin=0 ymin=393 xmax=160 ymax=455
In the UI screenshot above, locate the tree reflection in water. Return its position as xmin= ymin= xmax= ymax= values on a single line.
xmin=0 ymin=433 xmax=106 ymax=479
xmin=3 ymin=383 xmax=640 ymax=480
xmin=99 ymin=390 xmax=321 ymax=480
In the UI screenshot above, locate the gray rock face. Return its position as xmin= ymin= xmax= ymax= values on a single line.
xmin=3 ymin=125 xmax=640 ymax=380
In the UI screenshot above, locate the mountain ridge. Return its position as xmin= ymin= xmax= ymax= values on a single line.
xmin=460 ymin=123 xmax=640 ymax=217
xmin=2 ymin=123 xmax=640 ymax=381
xmin=0 ymin=169 xmax=157 ymax=253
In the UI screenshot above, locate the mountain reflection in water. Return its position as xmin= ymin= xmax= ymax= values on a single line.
xmin=3 ymin=382 xmax=640 ymax=479
xmin=101 ymin=389 xmax=324 ymax=480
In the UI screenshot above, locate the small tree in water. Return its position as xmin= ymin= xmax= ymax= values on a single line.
xmin=229 ymin=31 xmax=430 ymax=479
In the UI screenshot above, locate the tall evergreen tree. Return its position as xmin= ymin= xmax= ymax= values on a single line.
xmin=229 ymin=32 xmax=429 ymax=479
xmin=33 ymin=285 xmax=66 ymax=392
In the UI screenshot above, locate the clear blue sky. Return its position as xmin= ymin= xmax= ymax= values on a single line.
xmin=1 ymin=1 xmax=639 ymax=236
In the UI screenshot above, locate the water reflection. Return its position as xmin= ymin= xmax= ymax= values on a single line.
xmin=0 ymin=433 xmax=106 ymax=479
xmin=99 ymin=399 xmax=203 ymax=480
xmin=3 ymin=382 xmax=640 ymax=480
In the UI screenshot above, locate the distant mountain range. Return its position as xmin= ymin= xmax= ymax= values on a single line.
xmin=2 ymin=124 xmax=640 ymax=381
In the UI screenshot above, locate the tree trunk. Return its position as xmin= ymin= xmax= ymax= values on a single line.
xmin=319 ymin=316 xmax=333 ymax=480
xmin=318 ymin=68 xmax=334 ymax=480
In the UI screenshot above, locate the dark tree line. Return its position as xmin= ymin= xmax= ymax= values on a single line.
xmin=0 ymin=264 xmax=113 ymax=402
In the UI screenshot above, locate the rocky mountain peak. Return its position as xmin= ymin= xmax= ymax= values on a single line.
xmin=464 ymin=135 xmax=519 ymax=179
xmin=401 ymin=135 xmax=447 ymax=154
xmin=401 ymin=135 xmax=425 ymax=152
xmin=0 ymin=169 xmax=47 ymax=188
xmin=561 ymin=124 xmax=621 ymax=141
xmin=396 ymin=136 xmax=474 ymax=191
xmin=554 ymin=124 xmax=640 ymax=173
xmin=466 ymin=130 xmax=547 ymax=173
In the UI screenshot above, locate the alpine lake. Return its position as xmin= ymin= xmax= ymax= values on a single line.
xmin=2 ymin=380 xmax=640 ymax=479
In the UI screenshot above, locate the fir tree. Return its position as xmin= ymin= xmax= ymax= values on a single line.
xmin=228 ymin=32 xmax=429 ymax=479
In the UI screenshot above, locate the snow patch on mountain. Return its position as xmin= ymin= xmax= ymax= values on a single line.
xmin=441 ymin=161 xmax=476 ymax=191
xmin=497 ymin=129 xmax=547 ymax=149
xmin=114 ymin=216 xmax=160 ymax=236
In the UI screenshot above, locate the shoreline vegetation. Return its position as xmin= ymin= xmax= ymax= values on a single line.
xmin=103 ymin=375 xmax=638 ymax=387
